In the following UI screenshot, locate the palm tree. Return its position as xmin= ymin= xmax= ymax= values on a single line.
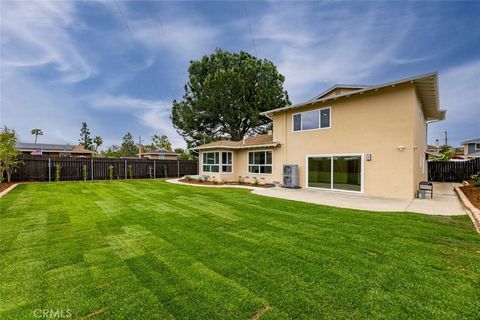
xmin=93 ymin=136 xmax=103 ymax=152
xmin=31 ymin=129 xmax=43 ymax=144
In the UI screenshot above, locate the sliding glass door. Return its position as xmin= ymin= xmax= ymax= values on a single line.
xmin=307 ymin=155 xmax=362 ymax=192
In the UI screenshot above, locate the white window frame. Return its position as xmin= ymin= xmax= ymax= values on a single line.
xmin=475 ymin=143 xmax=480 ymax=150
xmin=202 ymin=152 xmax=219 ymax=173
xmin=292 ymin=107 xmax=331 ymax=132
xmin=305 ymin=153 xmax=364 ymax=193
xmin=247 ymin=150 xmax=273 ymax=175
xmin=221 ymin=151 xmax=233 ymax=173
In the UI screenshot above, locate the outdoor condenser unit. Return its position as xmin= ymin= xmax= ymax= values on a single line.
xmin=282 ymin=164 xmax=299 ymax=188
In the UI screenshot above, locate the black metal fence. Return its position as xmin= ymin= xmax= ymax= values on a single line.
xmin=428 ymin=158 xmax=480 ymax=182
xmin=10 ymin=157 xmax=198 ymax=182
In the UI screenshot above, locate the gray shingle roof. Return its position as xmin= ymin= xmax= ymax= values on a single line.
xmin=16 ymin=142 xmax=75 ymax=151
xmin=461 ymin=137 xmax=480 ymax=144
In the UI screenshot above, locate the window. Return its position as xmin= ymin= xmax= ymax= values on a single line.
xmin=476 ymin=143 xmax=480 ymax=150
xmin=202 ymin=151 xmax=232 ymax=173
xmin=221 ymin=152 xmax=232 ymax=172
xmin=202 ymin=152 xmax=219 ymax=172
xmin=248 ymin=150 xmax=272 ymax=174
xmin=293 ymin=107 xmax=330 ymax=132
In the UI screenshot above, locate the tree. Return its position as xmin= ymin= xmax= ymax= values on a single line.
xmin=101 ymin=145 xmax=121 ymax=158
xmin=79 ymin=122 xmax=93 ymax=150
xmin=120 ymin=132 xmax=137 ymax=157
xmin=93 ymin=136 xmax=103 ymax=152
xmin=171 ymin=49 xmax=290 ymax=148
xmin=0 ymin=127 xmax=23 ymax=182
xmin=148 ymin=134 xmax=172 ymax=151
xmin=31 ymin=128 xmax=43 ymax=144
xmin=174 ymin=148 xmax=196 ymax=160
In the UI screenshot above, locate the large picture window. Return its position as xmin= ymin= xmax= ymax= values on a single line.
xmin=202 ymin=152 xmax=219 ymax=172
xmin=202 ymin=151 xmax=232 ymax=173
xmin=293 ymin=107 xmax=330 ymax=132
xmin=248 ymin=150 xmax=272 ymax=174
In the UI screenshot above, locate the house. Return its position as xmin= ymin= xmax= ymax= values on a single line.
xmin=137 ymin=147 xmax=179 ymax=160
xmin=461 ymin=138 xmax=480 ymax=158
xmin=15 ymin=142 xmax=95 ymax=158
xmin=194 ymin=72 xmax=446 ymax=199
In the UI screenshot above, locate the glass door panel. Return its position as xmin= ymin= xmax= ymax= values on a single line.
xmin=308 ymin=157 xmax=331 ymax=189
xmin=333 ymin=156 xmax=361 ymax=191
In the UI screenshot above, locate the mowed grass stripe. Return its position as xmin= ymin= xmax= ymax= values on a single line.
xmin=0 ymin=181 xmax=479 ymax=319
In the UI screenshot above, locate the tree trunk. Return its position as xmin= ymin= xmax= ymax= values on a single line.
xmin=6 ymin=170 xmax=11 ymax=183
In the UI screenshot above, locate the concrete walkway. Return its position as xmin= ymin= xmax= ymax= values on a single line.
xmin=168 ymin=179 xmax=466 ymax=216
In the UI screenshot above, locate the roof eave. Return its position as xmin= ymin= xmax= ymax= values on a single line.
xmin=193 ymin=142 xmax=280 ymax=150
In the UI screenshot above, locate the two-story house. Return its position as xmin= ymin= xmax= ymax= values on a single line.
xmin=194 ymin=73 xmax=446 ymax=199
xmin=461 ymin=138 xmax=480 ymax=159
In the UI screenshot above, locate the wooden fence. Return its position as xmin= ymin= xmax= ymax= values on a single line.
xmin=428 ymin=158 xmax=480 ymax=182
xmin=10 ymin=157 xmax=198 ymax=182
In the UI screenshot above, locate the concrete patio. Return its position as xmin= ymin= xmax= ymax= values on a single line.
xmin=252 ymin=182 xmax=466 ymax=215
xmin=169 ymin=179 xmax=466 ymax=216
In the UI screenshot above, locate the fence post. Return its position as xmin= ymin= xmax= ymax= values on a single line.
xmin=153 ymin=160 xmax=156 ymax=179
xmin=48 ymin=158 xmax=51 ymax=182
xmin=91 ymin=158 xmax=94 ymax=181
xmin=177 ymin=160 xmax=180 ymax=177
xmin=124 ymin=159 xmax=127 ymax=179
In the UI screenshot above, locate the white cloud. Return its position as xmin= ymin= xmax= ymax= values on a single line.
xmin=1 ymin=1 xmax=96 ymax=83
xmin=241 ymin=3 xmax=417 ymax=101
xmin=89 ymin=94 xmax=185 ymax=147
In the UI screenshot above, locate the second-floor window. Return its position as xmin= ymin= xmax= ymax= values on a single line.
xmin=293 ymin=107 xmax=331 ymax=132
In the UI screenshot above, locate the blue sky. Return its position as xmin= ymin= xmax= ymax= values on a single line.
xmin=1 ymin=1 xmax=479 ymax=149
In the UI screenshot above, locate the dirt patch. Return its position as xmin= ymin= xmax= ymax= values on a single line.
xmin=179 ymin=178 xmax=274 ymax=188
xmin=0 ymin=182 xmax=15 ymax=193
xmin=460 ymin=182 xmax=480 ymax=210
xmin=250 ymin=304 xmax=271 ymax=320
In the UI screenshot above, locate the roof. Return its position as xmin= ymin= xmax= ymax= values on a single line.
xmin=193 ymin=134 xmax=280 ymax=150
xmin=15 ymin=142 xmax=95 ymax=154
xmin=461 ymin=137 xmax=480 ymax=144
xmin=262 ymin=72 xmax=446 ymax=121
xmin=309 ymin=84 xmax=369 ymax=101
xmin=139 ymin=148 xmax=178 ymax=156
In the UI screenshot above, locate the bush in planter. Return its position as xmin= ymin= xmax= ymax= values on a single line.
xmin=54 ymin=164 xmax=62 ymax=182
xmin=148 ymin=166 xmax=153 ymax=179
xmin=253 ymin=177 xmax=259 ymax=186
xmin=128 ymin=165 xmax=133 ymax=179
xmin=238 ymin=176 xmax=245 ymax=185
xmin=203 ymin=175 xmax=209 ymax=182
xmin=108 ymin=165 xmax=114 ymax=180
xmin=82 ymin=165 xmax=88 ymax=182
xmin=185 ymin=175 xmax=192 ymax=182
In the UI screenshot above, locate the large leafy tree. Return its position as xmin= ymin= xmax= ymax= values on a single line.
xmin=0 ymin=127 xmax=22 ymax=182
xmin=79 ymin=122 xmax=93 ymax=150
xmin=93 ymin=136 xmax=103 ymax=152
xmin=148 ymin=134 xmax=172 ymax=151
xmin=120 ymin=132 xmax=137 ymax=157
xmin=171 ymin=49 xmax=290 ymax=148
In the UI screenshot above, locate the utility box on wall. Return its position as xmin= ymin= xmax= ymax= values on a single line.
xmin=283 ymin=164 xmax=299 ymax=188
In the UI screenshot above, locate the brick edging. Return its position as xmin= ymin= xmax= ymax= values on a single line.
xmin=0 ymin=184 xmax=18 ymax=198
xmin=454 ymin=185 xmax=480 ymax=233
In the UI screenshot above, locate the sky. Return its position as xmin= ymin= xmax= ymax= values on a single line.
xmin=1 ymin=0 xmax=479 ymax=149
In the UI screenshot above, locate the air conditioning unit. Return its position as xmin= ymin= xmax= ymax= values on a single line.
xmin=283 ymin=164 xmax=299 ymax=188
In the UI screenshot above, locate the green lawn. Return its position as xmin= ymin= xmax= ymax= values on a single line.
xmin=1 ymin=181 xmax=479 ymax=319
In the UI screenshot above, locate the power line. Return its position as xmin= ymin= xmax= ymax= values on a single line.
xmin=114 ymin=0 xmax=135 ymax=42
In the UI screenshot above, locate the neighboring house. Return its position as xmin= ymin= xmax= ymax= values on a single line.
xmin=461 ymin=138 xmax=480 ymax=158
xmin=194 ymin=73 xmax=446 ymax=199
xmin=137 ymin=147 xmax=179 ymax=160
xmin=16 ymin=142 xmax=95 ymax=158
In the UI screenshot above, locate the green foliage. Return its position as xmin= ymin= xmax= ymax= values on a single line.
xmin=82 ymin=165 xmax=88 ymax=182
xmin=253 ymin=177 xmax=258 ymax=186
xmin=93 ymin=136 xmax=103 ymax=152
xmin=238 ymin=176 xmax=245 ymax=185
xmin=108 ymin=165 xmax=114 ymax=180
xmin=175 ymin=148 xmax=196 ymax=160
xmin=101 ymin=145 xmax=121 ymax=158
xmin=128 ymin=165 xmax=133 ymax=179
xmin=31 ymin=128 xmax=43 ymax=143
xmin=120 ymin=133 xmax=137 ymax=157
xmin=79 ymin=122 xmax=93 ymax=150
xmin=148 ymin=166 xmax=153 ymax=179
xmin=171 ymin=49 xmax=290 ymax=148
xmin=54 ymin=163 xmax=62 ymax=182
xmin=185 ymin=175 xmax=192 ymax=181
xmin=163 ymin=165 xmax=168 ymax=178
xmin=0 ymin=127 xmax=23 ymax=182
xmin=147 ymin=134 xmax=172 ymax=152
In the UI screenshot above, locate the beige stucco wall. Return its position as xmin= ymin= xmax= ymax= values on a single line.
xmin=199 ymin=83 xmax=429 ymax=198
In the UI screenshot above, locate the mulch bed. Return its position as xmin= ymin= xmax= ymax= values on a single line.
xmin=178 ymin=178 xmax=274 ymax=188
xmin=0 ymin=182 xmax=16 ymax=193
xmin=460 ymin=182 xmax=480 ymax=210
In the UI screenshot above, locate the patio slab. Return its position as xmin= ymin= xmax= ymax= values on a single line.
xmin=252 ymin=182 xmax=466 ymax=215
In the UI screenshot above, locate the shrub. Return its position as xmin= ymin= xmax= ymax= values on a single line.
xmin=108 ymin=165 xmax=114 ymax=180
xmin=213 ymin=176 xmax=218 ymax=185
xmin=82 ymin=165 xmax=88 ymax=182
xmin=185 ymin=175 xmax=192 ymax=181
xmin=54 ymin=164 xmax=62 ymax=182
xmin=128 ymin=165 xmax=133 ymax=179
xmin=148 ymin=166 xmax=153 ymax=179
xmin=203 ymin=175 xmax=209 ymax=182
xmin=238 ymin=176 xmax=245 ymax=185
xmin=163 ymin=165 xmax=168 ymax=178
xmin=253 ymin=177 xmax=258 ymax=186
